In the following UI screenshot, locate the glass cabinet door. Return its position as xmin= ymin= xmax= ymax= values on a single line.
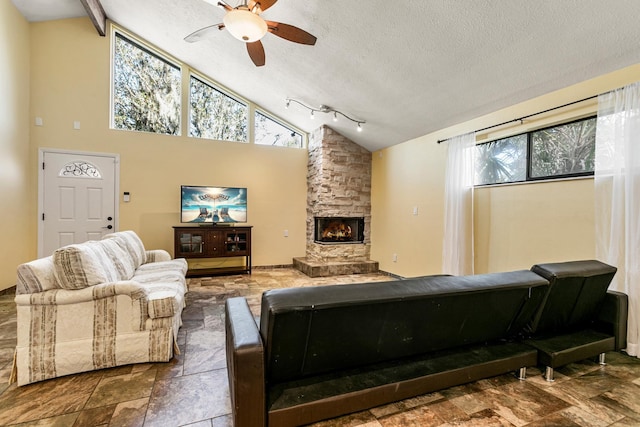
xmin=179 ymin=232 xmax=204 ymax=255
xmin=224 ymin=231 xmax=248 ymax=255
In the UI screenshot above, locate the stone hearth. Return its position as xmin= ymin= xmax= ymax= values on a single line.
xmin=294 ymin=125 xmax=378 ymax=277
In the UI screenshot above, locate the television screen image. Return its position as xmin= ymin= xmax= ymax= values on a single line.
xmin=181 ymin=185 xmax=247 ymax=224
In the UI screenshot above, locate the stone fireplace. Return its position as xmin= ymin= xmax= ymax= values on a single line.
xmin=293 ymin=126 xmax=379 ymax=277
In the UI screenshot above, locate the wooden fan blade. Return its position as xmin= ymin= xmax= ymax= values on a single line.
xmin=185 ymin=23 xmax=225 ymax=43
xmin=246 ymin=40 xmax=266 ymax=66
xmin=249 ymin=0 xmax=278 ymax=13
xmin=217 ymin=1 xmax=232 ymax=12
xmin=266 ymin=21 xmax=317 ymax=45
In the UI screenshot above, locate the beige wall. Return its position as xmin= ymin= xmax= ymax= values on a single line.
xmin=28 ymin=18 xmax=307 ymax=270
xmin=0 ymin=3 xmax=32 ymax=291
xmin=371 ymin=138 xmax=448 ymax=278
xmin=474 ymin=178 xmax=595 ymax=273
xmin=372 ymin=64 xmax=640 ymax=277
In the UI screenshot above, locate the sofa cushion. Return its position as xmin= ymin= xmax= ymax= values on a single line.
xmin=135 ymin=259 xmax=188 ymax=276
xmin=16 ymin=256 xmax=59 ymax=295
xmin=99 ymin=238 xmax=136 ymax=280
xmin=133 ymin=260 xmax=188 ymax=293
xmin=53 ymin=241 xmax=119 ymax=290
xmin=528 ymin=260 xmax=617 ymax=335
xmin=103 ymin=230 xmax=147 ymax=268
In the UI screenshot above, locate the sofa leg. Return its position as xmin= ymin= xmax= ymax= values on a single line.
xmin=598 ymin=352 xmax=606 ymax=366
xmin=544 ymin=366 xmax=555 ymax=382
xmin=517 ymin=367 xmax=527 ymax=380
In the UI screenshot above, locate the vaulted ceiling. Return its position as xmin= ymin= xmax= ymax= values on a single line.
xmin=12 ymin=0 xmax=640 ymax=151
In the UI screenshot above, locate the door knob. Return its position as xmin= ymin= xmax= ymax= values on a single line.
xmin=102 ymin=225 xmax=113 ymax=230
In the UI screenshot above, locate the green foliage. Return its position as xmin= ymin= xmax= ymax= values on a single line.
xmin=113 ymin=34 xmax=181 ymax=135
xmin=112 ymin=33 xmax=303 ymax=147
xmin=475 ymin=117 xmax=596 ymax=185
xmin=475 ymin=135 xmax=526 ymax=185
xmin=530 ymin=118 xmax=596 ymax=177
xmin=189 ymin=77 xmax=248 ymax=142
xmin=254 ymin=111 xmax=302 ymax=147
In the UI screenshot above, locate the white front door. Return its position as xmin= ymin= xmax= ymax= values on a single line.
xmin=39 ymin=150 xmax=119 ymax=257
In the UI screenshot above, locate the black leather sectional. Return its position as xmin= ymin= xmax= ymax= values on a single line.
xmin=525 ymin=261 xmax=627 ymax=381
xmin=225 ymin=260 xmax=628 ymax=427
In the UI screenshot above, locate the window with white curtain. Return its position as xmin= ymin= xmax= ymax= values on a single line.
xmin=475 ymin=116 xmax=596 ymax=185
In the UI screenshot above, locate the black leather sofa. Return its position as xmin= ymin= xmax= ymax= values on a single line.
xmin=225 ymin=261 xmax=628 ymax=427
xmin=524 ymin=260 xmax=628 ymax=381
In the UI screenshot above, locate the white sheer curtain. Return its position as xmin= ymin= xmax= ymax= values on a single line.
xmin=443 ymin=132 xmax=476 ymax=275
xmin=595 ymin=81 xmax=640 ymax=357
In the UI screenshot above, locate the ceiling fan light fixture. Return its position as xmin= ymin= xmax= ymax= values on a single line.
xmin=223 ymin=9 xmax=267 ymax=43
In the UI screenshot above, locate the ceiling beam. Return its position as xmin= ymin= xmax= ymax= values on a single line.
xmin=80 ymin=0 xmax=107 ymax=36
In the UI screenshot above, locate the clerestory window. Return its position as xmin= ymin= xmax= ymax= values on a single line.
xmin=112 ymin=32 xmax=182 ymax=135
xmin=189 ymin=75 xmax=248 ymax=142
xmin=254 ymin=111 xmax=303 ymax=148
xmin=111 ymin=26 xmax=305 ymax=147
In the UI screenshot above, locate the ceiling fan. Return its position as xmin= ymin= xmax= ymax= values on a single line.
xmin=185 ymin=0 xmax=317 ymax=67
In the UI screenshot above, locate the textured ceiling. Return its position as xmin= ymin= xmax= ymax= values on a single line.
xmin=12 ymin=0 xmax=640 ymax=151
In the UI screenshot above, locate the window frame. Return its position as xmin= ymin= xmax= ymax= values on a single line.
xmin=110 ymin=23 xmax=307 ymax=147
xmin=475 ymin=115 xmax=596 ymax=187
xmin=526 ymin=116 xmax=596 ymax=182
xmin=110 ymin=28 xmax=183 ymax=135
xmin=189 ymin=72 xmax=249 ymax=143
xmin=254 ymin=108 xmax=305 ymax=149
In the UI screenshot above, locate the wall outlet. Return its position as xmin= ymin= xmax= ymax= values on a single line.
xmin=284 ymin=229 xmax=288 ymax=237
xmin=413 ymin=206 xmax=418 ymax=215
xmin=393 ymin=253 xmax=398 ymax=262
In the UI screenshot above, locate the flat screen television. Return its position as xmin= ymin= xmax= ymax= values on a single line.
xmin=181 ymin=185 xmax=247 ymax=224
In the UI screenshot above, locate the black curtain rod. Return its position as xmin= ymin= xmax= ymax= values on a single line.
xmin=436 ymin=94 xmax=599 ymax=144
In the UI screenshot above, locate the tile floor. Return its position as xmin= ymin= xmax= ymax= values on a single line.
xmin=0 ymin=268 xmax=639 ymax=426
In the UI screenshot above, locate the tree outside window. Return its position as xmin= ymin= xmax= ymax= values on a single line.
xmin=190 ymin=76 xmax=248 ymax=142
xmin=475 ymin=117 xmax=596 ymax=185
xmin=530 ymin=118 xmax=596 ymax=178
xmin=475 ymin=135 xmax=526 ymax=185
xmin=112 ymin=33 xmax=181 ymax=135
xmin=254 ymin=111 xmax=303 ymax=148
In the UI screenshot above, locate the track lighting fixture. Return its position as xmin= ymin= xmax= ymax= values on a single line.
xmin=285 ymin=98 xmax=365 ymax=131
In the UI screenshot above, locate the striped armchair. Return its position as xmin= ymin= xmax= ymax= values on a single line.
xmin=11 ymin=231 xmax=187 ymax=386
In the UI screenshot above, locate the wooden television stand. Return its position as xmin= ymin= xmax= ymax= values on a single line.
xmin=173 ymin=225 xmax=252 ymax=277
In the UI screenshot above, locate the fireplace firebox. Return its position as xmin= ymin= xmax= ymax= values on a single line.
xmin=314 ymin=217 xmax=365 ymax=244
